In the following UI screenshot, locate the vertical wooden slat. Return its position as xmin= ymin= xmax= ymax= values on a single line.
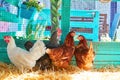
xmin=110 ymin=2 xmax=117 ymax=29
xmin=61 ymin=0 xmax=71 ymax=42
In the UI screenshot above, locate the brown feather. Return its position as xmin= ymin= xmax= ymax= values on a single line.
xmin=74 ymin=35 xmax=95 ymax=70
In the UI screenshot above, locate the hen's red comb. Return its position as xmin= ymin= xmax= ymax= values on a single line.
xmin=4 ymin=36 xmax=11 ymax=39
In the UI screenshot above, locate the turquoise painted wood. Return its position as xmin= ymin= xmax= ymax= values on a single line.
xmin=5 ymin=0 xmax=20 ymax=7
xmin=0 ymin=11 xmax=19 ymax=23
xmin=0 ymin=32 xmax=16 ymax=39
xmin=61 ymin=0 xmax=71 ymax=41
xmin=95 ymin=55 xmax=120 ymax=61
xmin=70 ymin=10 xmax=99 ymax=41
xmin=0 ymin=7 xmax=6 ymax=11
xmin=93 ymin=42 xmax=120 ymax=67
xmin=37 ymin=9 xmax=99 ymax=42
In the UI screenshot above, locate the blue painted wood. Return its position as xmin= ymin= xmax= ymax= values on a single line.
xmin=109 ymin=13 xmax=120 ymax=39
xmin=20 ymin=4 xmax=38 ymax=20
xmin=110 ymin=2 xmax=117 ymax=38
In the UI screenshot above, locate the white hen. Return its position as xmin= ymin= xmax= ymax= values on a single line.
xmin=4 ymin=36 xmax=46 ymax=71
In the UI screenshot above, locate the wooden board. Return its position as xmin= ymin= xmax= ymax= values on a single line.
xmin=0 ymin=11 xmax=19 ymax=23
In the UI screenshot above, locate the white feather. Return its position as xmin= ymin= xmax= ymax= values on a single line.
xmin=7 ymin=36 xmax=46 ymax=71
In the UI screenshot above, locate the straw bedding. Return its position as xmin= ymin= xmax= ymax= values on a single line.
xmin=0 ymin=62 xmax=120 ymax=80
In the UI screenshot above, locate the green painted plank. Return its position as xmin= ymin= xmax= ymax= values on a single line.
xmin=62 ymin=0 xmax=70 ymax=7
xmin=0 ymin=49 xmax=7 ymax=53
xmin=95 ymin=55 xmax=120 ymax=61
xmin=72 ymin=54 xmax=120 ymax=62
xmin=61 ymin=0 xmax=71 ymax=41
xmin=94 ymin=47 xmax=120 ymax=51
xmin=0 ymin=11 xmax=19 ymax=23
xmin=92 ymin=42 xmax=120 ymax=45
xmin=0 ymin=7 xmax=6 ymax=11
xmin=0 ymin=32 xmax=16 ymax=39
xmin=0 ymin=53 xmax=11 ymax=63
xmin=94 ymin=64 xmax=119 ymax=68
xmin=71 ymin=60 xmax=120 ymax=67
xmin=94 ymin=61 xmax=120 ymax=64
xmin=96 ymin=51 xmax=120 ymax=55
xmin=5 ymin=0 xmax=19 ymax=6
xmin=92 ymin=42 xmax=120 ymax=50
xmin=72 ymin=61 xmax=120 ymax=65
xmin=94 ymin=61 xmax=120 ymax=67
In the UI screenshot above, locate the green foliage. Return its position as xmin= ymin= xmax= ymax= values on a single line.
xmin=26 ymin=20 xmax=47 ymax=40
xmin=23 ymin=0 xmax=44 ymax=11
xmin=26 ymin=21 xmax=33 ymax=40
xmin=50 ymin=0 xmax=62 ymax=33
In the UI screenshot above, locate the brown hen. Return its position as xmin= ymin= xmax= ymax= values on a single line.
xmin=74 ymin=35 xmax=95 ymax=70
xmin=46 ymin=31 xmax=76 ymax=68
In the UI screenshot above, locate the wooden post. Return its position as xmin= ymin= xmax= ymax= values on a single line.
xmin=61 ymin=0 xmax=71 ymax=42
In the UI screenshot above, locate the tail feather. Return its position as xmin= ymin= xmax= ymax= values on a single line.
xmin=29 ymin=40 xmax=46 ymax=60
xmin=88 ymin=42 xmax=93 ymax=54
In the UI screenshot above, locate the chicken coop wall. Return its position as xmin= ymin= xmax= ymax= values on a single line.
xmin=1 ymin=39 xmax=120 ymax=68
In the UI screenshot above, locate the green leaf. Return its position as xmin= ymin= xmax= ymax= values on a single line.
xmin=53 ymin=17 xmax=57 ymax=22
xmin=51 ymin=10 xmax=57 ymax=17
xmin=57 ymin=0 xmax=62 ymax=8
xmin=50 ymin=0 xmax=55 ymax=4
xmin=51 ymin=5 xmax=57 ymax=12
xmin=52 ymin=20 xmax=56 ymax=25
